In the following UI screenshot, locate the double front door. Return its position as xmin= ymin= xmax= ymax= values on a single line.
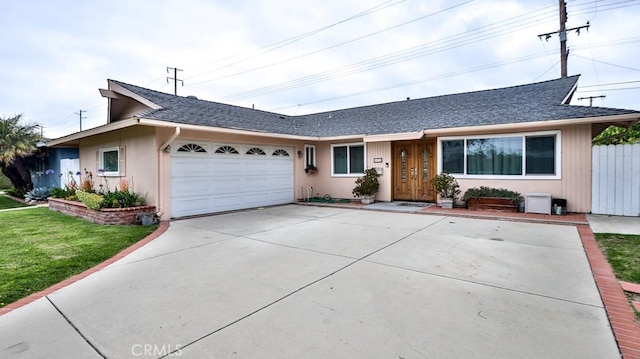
xmin=393 ymin=140 xmax=436 ymax=201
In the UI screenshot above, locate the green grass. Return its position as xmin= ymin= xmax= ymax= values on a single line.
xmin=0 ymin=194 xmax=29 ymax=210
xmin=0 ymin=207 xmax=157 ymax=307
xmin=595 ymin=233 xmax=640 ymax=320
xmin=595 ymin=233 xmax=640 ymax=284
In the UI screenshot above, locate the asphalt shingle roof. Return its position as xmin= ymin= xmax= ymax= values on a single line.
xmin=112 ymin=75 xmax=639 ymax=138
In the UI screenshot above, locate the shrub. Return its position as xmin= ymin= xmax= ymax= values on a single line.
xmin=76 ymin=190 xmax=104 ymax=210
xmin=462 ymin=186 xmax=522 ymax=205
xmin=5 ymin=188 xmax=25 ymax=198
xmin=432 ymin=172 xmax=461 ymax=199
xmin=102 ymin=190 xmax=144 ymax=208
xmin=24 ymin=187 xmax=50 ymax=202
xmin=0 ymin=174 xmax=12 ymax=190
xmin=50 ymin=187 xmax=77 ymax=200
xmin=352 ymin=168 xmax=380 ymax=197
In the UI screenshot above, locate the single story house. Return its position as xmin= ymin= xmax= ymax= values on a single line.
xmin=46 ymin=75 xmax=640 ymax=219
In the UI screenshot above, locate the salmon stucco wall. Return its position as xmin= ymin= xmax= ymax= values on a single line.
xmin=452 ymin=124 xmax=593 ymax=213
xmin=78 ymin=126 xmax=158 ymax=211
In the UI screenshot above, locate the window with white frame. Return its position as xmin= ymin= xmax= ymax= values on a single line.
xmin=304 ymin=144 xmax=316 ymax=169
xmin=439 ymin=131 xmax=559 ymax=178
xmin=100 ymin=147 xmax=120 ymax=176
xmin=331 ymin=143 xmax=365 ymax=175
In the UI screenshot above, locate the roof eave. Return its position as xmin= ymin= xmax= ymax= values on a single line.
xmin=137 ymin=118 xmax=320 ymax=141
xmin=363 ymin=131 xmax=425 ymax=142
xmin=45 ymin=118 xmax=141 ymax=147
xmin=104 ymin=80 xmax=163 ymax=110
xmin=424 ymin=113 xmax=640 ymax=136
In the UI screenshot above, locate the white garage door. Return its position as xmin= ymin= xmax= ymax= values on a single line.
xmin=171 ymin=141 xmax=294 ymax=217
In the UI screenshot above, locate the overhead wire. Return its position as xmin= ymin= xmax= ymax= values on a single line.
xmin=182 ymin=0 xmax=407 ymax=80
xmin=185 ymin=0 xmax=475 ymax=87
xmin=220 ymin=9 xmax=559 ymax=101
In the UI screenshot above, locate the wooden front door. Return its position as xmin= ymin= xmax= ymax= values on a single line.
xmin=393 ymin=140 xmax=436 ymax=201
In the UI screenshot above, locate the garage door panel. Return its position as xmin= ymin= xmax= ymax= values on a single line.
xmin=172 ymin=197 xmax=211 ymax=217
xmin=171 ymin=143 xmax=294 ymax=217
xmin=171 ymin=158 xmax=213 ymax=176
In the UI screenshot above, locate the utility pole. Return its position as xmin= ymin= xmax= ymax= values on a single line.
xmin=538 ymin=0 xmax=590 ymax=77
xmin=166 ymin=67 xmax=183 ymax=95
xmin=578 ymin=95 xmax=606 ymax=106
xmin=74 ymin=110 xmax=86 ymax=132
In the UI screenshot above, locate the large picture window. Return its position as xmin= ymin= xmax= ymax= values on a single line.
xmin=332 ymin=143 xmax=365 ymax=175
xmin=440 ymin=132 xmax=559 ymax=178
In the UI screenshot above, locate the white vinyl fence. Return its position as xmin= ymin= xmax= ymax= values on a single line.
xmin=592 ymin=144 xmax=640 ymax=216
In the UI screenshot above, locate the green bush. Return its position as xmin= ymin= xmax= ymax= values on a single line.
xmin=102 ymin=190 xmax=144 ymax=208
xmin=462 ymin=186 xmax=522 ymax=205
xmin=352 ymin=168 xmax=380 ymax=197
xmin=5 ymin=188 xmax=25 ymax=198
xmin=0 ymin=174 xmax=12 ymax=190
xmin=432 ymin=172 xmax=461 ymax=199
xmin=76 ymin=190 xmax=104 ymax=210
xmin=50 ymin=187 xmax=77 ymax=200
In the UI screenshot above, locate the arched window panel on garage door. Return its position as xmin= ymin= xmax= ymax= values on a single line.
xmin=246 ymin=147 xmax=266 ymax=155
xmin=272 ymin=149 xmax=290 ymax=157
xmin=215 ymin=145 xmax=239 ymax=154
xmin=177 ymin=143 xmax=207 ymax=153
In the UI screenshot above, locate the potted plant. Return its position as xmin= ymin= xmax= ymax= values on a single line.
xmin=305 ymin=164 xmax=318 ymax=175
xmin=432 ymin=172 xmax=461 ymax=209
xmin=136 ymin=210 xmax=158 ymax=226
xmin=462 ymin=186 xmax=522 ymax=212
xmin=352 ymin=168 xmax=380 ymax=204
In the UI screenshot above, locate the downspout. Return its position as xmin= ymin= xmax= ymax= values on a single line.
xmin=157 ymin=127 xmax=181 ymax=220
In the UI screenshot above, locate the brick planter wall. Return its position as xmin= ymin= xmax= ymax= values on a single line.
xmin=48 ymin=198 xmax=156 ymax=225
xmin=466 ymin=197 xmax=519 ymax=212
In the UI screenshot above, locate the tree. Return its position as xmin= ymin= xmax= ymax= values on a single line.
xmin=0 ymin=114 xmax=41 ymax=194
xmin=592 ymin=122 xmax=640 ymax=145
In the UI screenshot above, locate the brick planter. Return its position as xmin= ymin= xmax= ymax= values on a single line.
xmin=466 ymin=197 xmax=518 ymax=212
xmin=48 ymin=198 xmax=156 ymax=225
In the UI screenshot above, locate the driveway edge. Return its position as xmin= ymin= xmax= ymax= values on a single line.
xmin=577 ymin=225 xmax=640 ymax=359
xmin=0 ymin=221 xmax=170 ymax=316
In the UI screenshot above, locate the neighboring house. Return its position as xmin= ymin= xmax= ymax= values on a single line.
xmin=30 ymin=146 xmax=79 ymax=189
xmin=46 ymin=76 xmax=640 ymax=219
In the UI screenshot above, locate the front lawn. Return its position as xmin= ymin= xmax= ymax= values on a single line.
xmin=0 ymin=194 xmax=29 ymax=210
xmin=595 ymin=233 xmax=640 ymax=284
xmin=0 ymin=207 xmax=157 ymax=307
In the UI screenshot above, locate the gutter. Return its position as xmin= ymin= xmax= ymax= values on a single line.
xmin=157 ymin=127 xmax=180 ymax=220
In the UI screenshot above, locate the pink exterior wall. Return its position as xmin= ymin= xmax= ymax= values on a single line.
xmin=301 ymin=141 xmax=391 ymax=201
xmin=78 ymin=126 xmax=159 ymax=212
xmin=75 ymin=122 xmax=593 ymax=220
xmin=449 ymin=124 xmax=592 ymax=213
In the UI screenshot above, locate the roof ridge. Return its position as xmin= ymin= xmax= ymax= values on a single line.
xmin=108 ymin=79 xmax=289 ymax=117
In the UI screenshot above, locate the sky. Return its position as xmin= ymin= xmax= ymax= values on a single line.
xmin=1 ymin=0 xmax=639 ymax=139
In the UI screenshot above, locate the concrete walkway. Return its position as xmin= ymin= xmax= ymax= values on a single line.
xmin=0 ymin=205 xmax=621 ymax=358
xmin=587 ymin=214 xmax=640 ymax=235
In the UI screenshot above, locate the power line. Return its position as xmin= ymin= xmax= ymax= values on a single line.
xmin=185 ymin=0 xmax=476 ymax=87
xmin=580 ymin=80 xmax=640 ymax=88
xmin=220 ymin=11 xmax=559 ymax=101
xmin=182 ymin=0 xmax=407 ymax=80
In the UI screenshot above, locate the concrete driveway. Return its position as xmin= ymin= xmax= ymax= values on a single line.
xmin=0 ymin=205 xmax=619 ymax=358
